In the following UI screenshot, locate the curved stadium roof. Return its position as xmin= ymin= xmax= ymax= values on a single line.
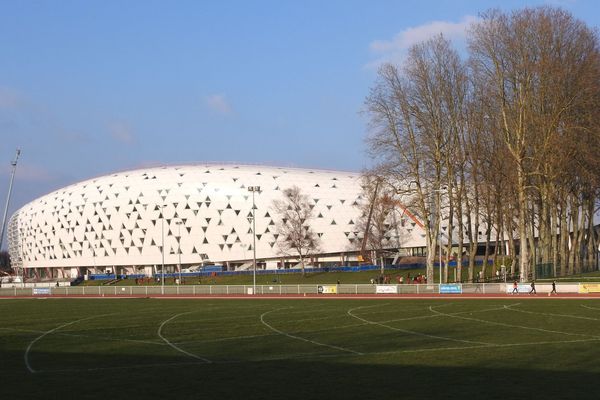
xmin=8 ymin=164 xmax=367 ymax=271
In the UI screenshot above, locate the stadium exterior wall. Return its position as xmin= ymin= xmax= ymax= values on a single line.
xmin=7 ymin=164 xmax=427 ymax=278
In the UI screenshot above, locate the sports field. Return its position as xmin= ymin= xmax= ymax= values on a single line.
xmin=2 ymin=298 xmax=600 ymax=399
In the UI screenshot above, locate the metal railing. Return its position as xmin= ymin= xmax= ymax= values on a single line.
xmin=0 ymin=282 xmax=591 ymax=297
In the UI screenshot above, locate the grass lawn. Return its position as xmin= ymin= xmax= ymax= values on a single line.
xmin=2 ymin=298 xmax=600 ymax=399
xmin=81 ymin=266 xmax=600 ymax=287
xmin=83 ymin=268 xmax=424 ymax=286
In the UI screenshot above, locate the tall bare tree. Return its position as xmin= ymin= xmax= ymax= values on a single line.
xmin=366 ymin=6 xmax=600 ymax=282
xmin=366 ymin=35 xmax=468 ymax=283
xmin=469 ymin=6 xmax=600 ymax=279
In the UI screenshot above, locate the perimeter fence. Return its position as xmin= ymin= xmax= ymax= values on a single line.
xmin=0 ymin=282 xmax=593 ymax=297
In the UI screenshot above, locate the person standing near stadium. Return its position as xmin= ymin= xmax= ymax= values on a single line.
xmin=512 ymin=280 xmax=518 ymax=294
xmin=551 ymin=280 xmax=557 ymax=295
xmin=529 ymin=280 xmax=537 ymax=295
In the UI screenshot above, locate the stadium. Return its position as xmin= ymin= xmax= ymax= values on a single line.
xmin=6 ymin=164 xmax=426 ymax=280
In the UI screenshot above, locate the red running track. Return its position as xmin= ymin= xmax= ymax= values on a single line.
xmin=2 ymin=293 xmax=600 ymax=300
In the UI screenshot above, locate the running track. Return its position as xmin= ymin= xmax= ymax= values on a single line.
xmin=2 ymin=293 xmax=600 ymax=300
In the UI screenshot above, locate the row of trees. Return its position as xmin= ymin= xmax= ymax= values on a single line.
xmin=365 ymin=6 xmax=600 ymax=282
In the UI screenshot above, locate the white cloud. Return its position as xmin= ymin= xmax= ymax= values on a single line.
xmin=205 ymin=94 xmax=233 ymax=115
xmin=108 ymin=121 xmax=135 ymax=144
xmin=367 ymin=15 xmax=480 ymax=68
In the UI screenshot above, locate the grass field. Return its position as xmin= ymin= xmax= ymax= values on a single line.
xmin=80 ymin=267 xmax=427 ymax=286
xmin=2 ymin=298 xmax=600 ymax=399
xmin=79 ymin=267 xmax=600 ymax=286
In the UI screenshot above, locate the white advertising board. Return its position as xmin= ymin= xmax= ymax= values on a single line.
xmin=376 ymin=285 xmax=398 ymax=294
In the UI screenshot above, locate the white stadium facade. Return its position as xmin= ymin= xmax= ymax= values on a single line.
xmin=7 ymin=164 xmax=427 ymax=280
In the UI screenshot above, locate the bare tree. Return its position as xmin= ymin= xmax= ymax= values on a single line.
xmin=365 ymin=35 xmax=469 ymax=283
xmin=271 ymin=186 xmax=320 ymax=276
xmin=355 ymin=176 xmax=408 ymax=271
xmin=366 ymin=6 xmax=600 ymax=282
xmin=469 ymin=6 xmax=600 ymax=279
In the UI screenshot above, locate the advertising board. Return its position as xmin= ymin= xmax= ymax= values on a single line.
xmin=439 ymin=284 xmax=462 ymax=294
xmin=317 ymin=285 xmax=338 ymax=294
xmin=505 ymin=283 xmax=533 ymax=294
xmin=375 ymin=285 xmax=398 ymax=294
xmin=579 ymin=283 xmax=600 ymax=294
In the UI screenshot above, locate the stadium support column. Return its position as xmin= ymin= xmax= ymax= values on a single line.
xmin=248 ymin=186 xmax=261 ymax=295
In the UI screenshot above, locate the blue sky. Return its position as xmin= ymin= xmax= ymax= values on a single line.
xmin=1 ymin=0 xmax=599 ymax=234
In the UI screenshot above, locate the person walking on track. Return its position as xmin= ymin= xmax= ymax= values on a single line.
xmin=529 ymin=280 xmax=537 ymax=295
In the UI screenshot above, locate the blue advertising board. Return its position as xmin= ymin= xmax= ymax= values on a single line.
xmin=439 ymin=284 xmax=462 ymax=294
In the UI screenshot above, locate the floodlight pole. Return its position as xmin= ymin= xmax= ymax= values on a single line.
xmin=19 ymin=233 xmax=25 ymax=284
xmin=161 ymin=204 xmax=165 ymax=295
xmin=176 ymin=220 xmax=183 ymax=284
xmin=0 ymin=149 xmax=20 ymax=250
xmin=248 ymin=186 xmax=260 ymax=295
xmin=91 ymin=243 xmax=97 ymax=277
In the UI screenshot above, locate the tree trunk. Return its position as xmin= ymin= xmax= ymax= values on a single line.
xmin=551 ymin=202 xmax=559 ymax=277
xmin=517 ymin=167 xmax=529 ymax=281
xmin=559 ymin=200 xmax=570 ymax=276
xmin=586 ymin=195 xmax=597 ymax=269
xmin=483 ymin=222 xmax=492 ymax=277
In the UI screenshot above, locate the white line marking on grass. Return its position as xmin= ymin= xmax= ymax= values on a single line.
xmin=25 ymin=313 xmax=114 ymax=373
xmin=363 ymin=337 xmax=600 ymax=358
xmin=296 ymin=322 xmax=369 ymax=334
xmin=379 ymin=304 xmax=512 ymax=324
xmin=36 ymin=334 xmax=600 ymax=373
xmin=175 ymin=333 xmax=279 ymax=345
xmin=209 ymin=336 xmax=600 ymax=364
xmin=175 ymin=321 xmax=371 ymax=347
xmin=378 ymin=314 xmax=443 ymax=323
xmin=505 ymin=304 xmax=600 ymax=321
xmin=429 ymin=305 xmax=600 ymax=339
xmin=181 ymin=320 xmax=370 ymax=347
xmin=157 ymin=312 xmax=212 ymax=363
xmin=260 ymin=308 xmax=363 ymax=355
xmin=287 ymin=315 xmax=345 ymax=323
xmin=41 ymin=360 xmax=208 ymax=373
xmin=582 ymin=304 xmax=600 ymax=312
xmin=4 ymin=326 xmax=165 ymax=346
xmin=351 ymin=303 xmax=450 ymax=318
xmin=347 ymin=305 xmax=491 ymax=346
